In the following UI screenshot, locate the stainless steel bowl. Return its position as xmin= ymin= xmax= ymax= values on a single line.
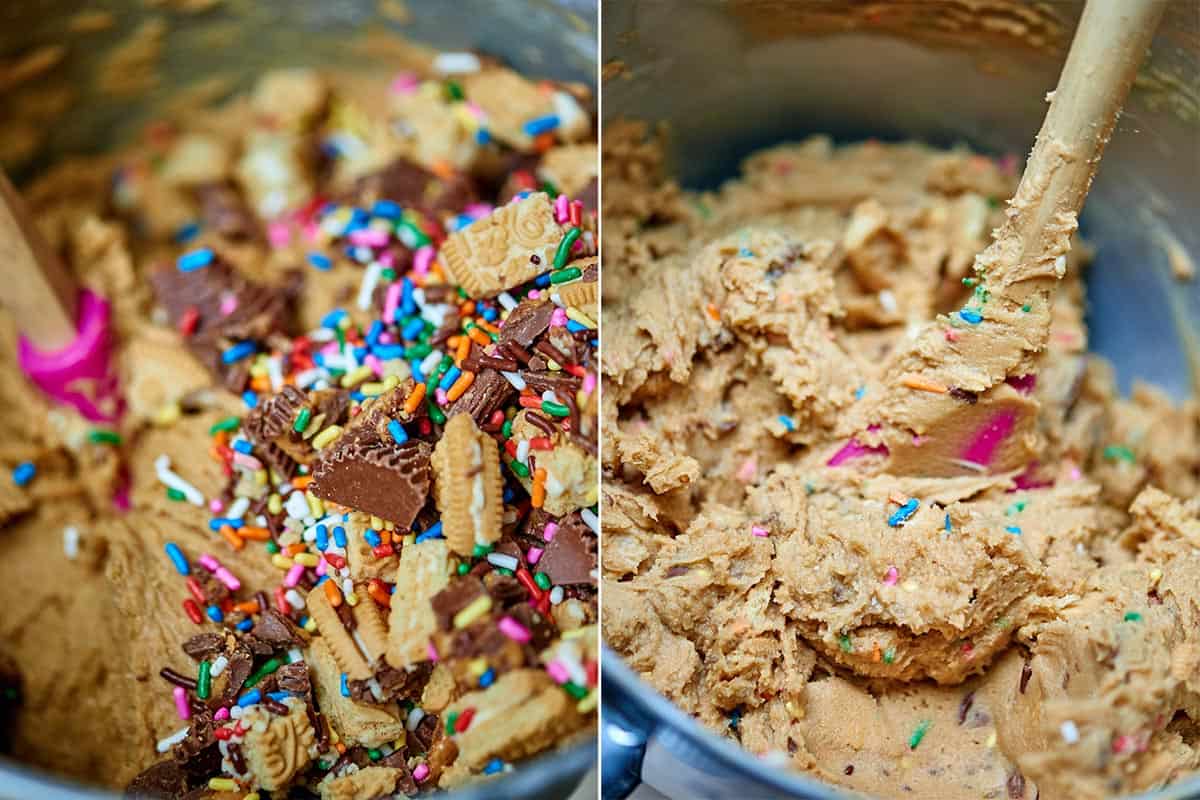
xmin=601 ymin=0 xmax=1199 ymax=798
xmin=0 ymin=1 xmax=596 ymax=798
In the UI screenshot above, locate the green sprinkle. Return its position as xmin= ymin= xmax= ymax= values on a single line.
xmin=993 ymin=616 xmax=1010 ymax=629
xmin=495 ymin=568 xmax=514 ymax=577
xmin=457 ymin=562 xmax=469 ymax=575
xmin=549 ymin=267 xmax=582 ymax=284
xmin=1021 ymin=304 xmax=1032 ymax=313
xmin=88 ymin=429 xmax=122 ymax=445
xmin=962 ymin=277 xmax=977 ymax=287
xmin=541 ymin=180 xmax=559 ymax=196
xmin=244 ymin=657 xmax=282 ymax=688
xmin=197 ymin=660 xmax=212 ymax=700
xmin=472 ymin=543 xmax=494 ymax=558
xmin=839 ymin=634 xmax=853 ymax=653
xmin=166 ymin=487 xmax=186 ymax=502
xmin=541 ymin=401 xmax=570 ymax=418
xmin=1006 ymin=501 xmax=1027 ymax=516
xmin=1124 ymin=611 xmax=1142 ymax=622
xmin=209 ymin=417 xmax=240 ymax=435
xmin=1103 ymin=444 xmax=1135 ymax=463
xmin=265 ymin=541 xmax=280 ymax=554
xmin=533 ymin=571 xmax=552 ymax=591
xmin=293 ymin=407 xmax=312 ymax=433
xmin=368 ymin=748 xmax=382 ymax=761
xmin=428 ymin=401 xmax=446 ymax=426
xmin=562 ymin=681 xmax=588 ymax=700
xmin=406 ymin=343 xmax=432 ymax=359
xmin=692 ymin=199 xmax=712 ymax=219
xmin=552 ymin=227 xmax=582 ymax=269
xmin=445 ymin=711 xmax=459 ymax=735
xmin=381 ymin=268 xmax=397 ymax=281
xmin=501 ymin=419 xmax=513 ymax=439
xmin=397 ymin=219 xmax=431 ymax=248
xmin=883 ymin=647 xmax=896 ymax=664
xmin=909 ymin=720 xmax=932 ymax=749
xmin=987 ymin=196 xmax=1000 ymax=209
xmin=317 ymin=760 xmax=330 ymax=771
xmin=510 ymin=459 xmax=530 ymax=478
xmin=445 ymin=81 xmax=463 ymax=101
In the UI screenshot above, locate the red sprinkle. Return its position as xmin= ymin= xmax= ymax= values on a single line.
xmin=323 ymin=552 xmax=346 ymax=570
xmin=371 ymin=544 xmax=395 ymax=559
xmin=515 ymin=567 xmax=543 ymax=601
xmin=213 ymin=726 xmax=234 ymax=741
xmin=274 ymin=586 xmax=290 ymax=615
xmin=586 ymin=659 xmax=598 ymax=687
xmin=183 ymin=598 xmax=204 ymax=625
xmin=454 ymin=707 xmax=476 ymax=733
xmin=185 ymin=577 xmax=207 ymax=606
xmin=529 ymin=437 xmax=553 ymax=450
xmin=178 ymin=307 xmax=200 ymax=337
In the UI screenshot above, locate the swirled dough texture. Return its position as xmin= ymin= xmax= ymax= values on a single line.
xmin=601 ymin=124 xmax=1200 ymax=800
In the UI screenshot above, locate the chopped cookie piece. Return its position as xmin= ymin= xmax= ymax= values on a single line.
xmin=318 ymin=765 xmax=403 ymax=800
xmin=430 ymin=414 xmax=502 ymax=556
xmin=386 ymin=539 xmax=451 ymax=669
xmin=238 ymin=697 xmax=318 ymax=792
xmin=307 ymin=639 xmax=406 ymax=749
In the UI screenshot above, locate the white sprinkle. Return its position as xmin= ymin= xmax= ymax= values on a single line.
xmin=1061 ymin=720 xmax=1079 ymax=744
xmin=285 ymin=589 xmax=306 ymax=610
xmin=308 ymin=328 xmax=336 ymax=343
xmin=546 ymin=474 xmax=565 ymax=498
xmin=419 ymin=351 xmax=443 ymax=378
xmin=541 ymin=390 xmax=558 ymax=404
xmin=267 ymin=357 xmax=284 ymax=393
xmin=406 ymin=707 xmax=426 ymax=731
xmin=155 ymin=455 xmax=205 ymax=506
xmin=516 ymin=439 xmax=531 ymax=466
xmin=254 ymin=514 xmax=268 ymax=527
xmin=434 ymin=51 xmax=482 ymax=74
xmin=502 ymin=371 xmax=527 ymax=391
xmin=342 ymin=577 xmax=354 ymax=597
xmin=421 ymin=303 xmax=450 ymax=327
xmin=210 ymin=655 xmax=229 ymax=677
xmin=878 ymin=289 xmax=898 ymax=314
xmin=1054 ymin=254 xmax=1067 ymax=277
xmin=285 ymin=490 xmax=311 ymax=520
xmin=486 ymin=552 xmax=520 ymax=571
xmin=497 ymin=292 xmax=518 ymax=311
xmin=226 ymin=496 xmax=251 ymax=520
xmin=156 ymin=726 xmax=190 ymax=753
xmin=229 ymin=705 xmax=243 ymax=720
xmin=552 ymin=90 xmax=589 ymax=140
xmin=412 ymin=288 xmax=427 ymax=309
xmin=287 ymin=648 xmax=303 ymax=664
xmin=549 ymin=586 xmax=564 ymax=605
xmin=947 ymin=458 xmax=987 ymax=474
xmin=581 ymin=508 xmax=599 ymax=534
xmin=63 ymin=526 xmax=80 ymax=560
xmin=366 ymin=676 xmax=385 ymax=702
xmin=356 ymin=261 xmax=384 ymax=311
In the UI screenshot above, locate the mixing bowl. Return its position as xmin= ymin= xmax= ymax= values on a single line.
xmin=600 ymin=0 xmax=1199 ymax=798
xmin=0 ymin=1 xmax=596 ymax=798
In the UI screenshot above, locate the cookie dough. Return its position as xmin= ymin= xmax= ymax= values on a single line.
xmin=1 ymin=48 xmax=597 ymax=798
xmin=602 ymin=126 xmax=1200 ymax=800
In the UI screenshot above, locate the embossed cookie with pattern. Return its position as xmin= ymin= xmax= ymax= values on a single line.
xmin=430 ymin=414 xmax=503 ymax=556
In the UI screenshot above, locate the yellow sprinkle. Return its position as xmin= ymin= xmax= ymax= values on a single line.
xmin=384 ymin=520 xmax=395 ymax=531
xmin=576 ymin=691 xmax=598 ymax=714
xmin=154 ymin=402 xmax=182 ymax=426
xmin=270 ymin=469 xmax=283 ymax=484
xmin=1149 ymin=568 xmax=1163 ymax=585
xmin=900 ymin=374 xmax=949 ymax=394
xmin=546 ymin=359 xmax=561 ymax=371
xmin=267 ymin=494 xmax=283 ymax=515
xmin=785 ymin=701 xmax=797 ymax=719
xmin=345 ymin=591 xmax=359 ymax=607
xmin=244 ymin=794 xmax=261 ymax=800
xmin=329 ymin=726 xmax=341 ymax=744
xmin=360 ymin=382 xmax=387 ymax=396
xmin=391 ymin=734 xmax=406 ymax=749
xmin=271 ymin=554 xmax=293 ymax=570
xmin=306 ymin=491 xmax=325 ymax=518
xmin=383 ymin=374 xmax=400 ymax=390
xmin=564 ymin=307 xmax=596 ymax=329
xmin=901 ymin=580 xmax=918 ymax=592
xmin=986 ymin=731 xmax=998 ymax=748
xmin=254 ymin=469 xmax=269 ymax=486
xmin=453 ymin=595 xmax=493 ymax=629
xmin=370 ymin=515 xmax=385 ymax=530
xmin=467 ymin=658 xmax=489 ymax=677
xmin=402 ymin=534 xmax=415 ymax=547
xmin=208 ymin=778 xmax=238 ymax=792
xmin=340 ymin=365 xmax=374 ymax=388
xmin=304 ymin=617 xmax=318 ymax=633
xmin=311 ymin=425 xmax=343 ymax=450
xmin=562 ymin=628 xmax=588 ymax=640
xmin=293 ymin=553 xmax=319 ymax=567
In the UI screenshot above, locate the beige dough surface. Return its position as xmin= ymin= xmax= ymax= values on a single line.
xmin=601 ymin=124 xmax=1200 ymax=800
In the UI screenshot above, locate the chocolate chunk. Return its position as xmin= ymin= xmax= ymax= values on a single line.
xmin=220 ymin=647 xmax=254 ymax=704
xmin=509 ymin=603 xmax=556 ymax=651
xmin=181 ymin=633 xmax=225 ymax=661
xmin=447 ymin=368 xmax=514 ymax=426
xmin=372 ymin=661 xmax=434 ymax=704
xmin=577 ymin=176 xmax=597 ymax=216
xmin=430 ymin=577 xmax=486 ymax=631
xmin=350 ymin=157 xmax=478 ymax=218
xmin=537 ymin=519 xmax=596 ymax=585
xmin=252 ymin=609 xmax=305 ymax=647
xmin=310 ymin=429 xmax=432 ymax=529
xmin=499 ymin=300 xmax=554 ymax=347
xmin=240 ymin=634 xmax=275 ymax=657
xmin=410 ymin=713 xmax=440 ymax=754
xmin=1019 ymin=659 xmax=1033 ymax=693
xmin=378 ymin=750 xmax=418 ymax=796
xmin=126 ymin=760 xmax=188 ymax=799
xmin=194 ymin=182 xmax=257 ymax=241
xmin=949 ymin=386 xmax=979 ymax=404
xmin=483 ymin=572 xmax=526 ymax=607
xmin=274 ymin=662 xmax=311 ymax=695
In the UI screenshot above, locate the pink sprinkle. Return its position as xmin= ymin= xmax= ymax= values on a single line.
xmin=267 ymin=221 xmax=292 ymax=249
xmin=198 ymin=554 xmax=220 ymax=573
xmin=412 ymin=763 xmax=430 ymax=782
xmin=550 ymin=308 xmax=568 ymax=327
xmin=112 ymin=484 xmax=131 ymax=512
xmin=213 ymin=707 xmax=230 ymax=721
xmin=497 ymin=616 xmax=532 ymax=644
xmin=390 ymin=73 xmax=420 ymax=94
xmin=582 ymin=371 xmax=596 ymax=394
xmin=1012 ymin=462 xmax=1054 ymax=491
xmin=527 ymin=546 xmax=544 ymax=564
xmin=215 ymin=567 xmax=241 ymax=591
xmin=545 ymin=660 xmax=570 ymax=684
xmin=233 ymin=452 xmax=263 ymax=471
xmin=944 ymin=328 xmax=960 ymax=342
xmin=413 ymin=245 xmax=435 ymax=276
xmin=736 ymin=456 xmax=758 ymax=483
xmin=426 ymin=642 xmax=439 ymax=662
xmin=378 ymin=332 xmax=394 ymax=345
xmin=315 ymin=558 xmax=327 ymax=577
xmin=1069 ymin=466 xmax=1082 ymax=481
xmin=554 ymin=194 xmax=570 ymax=224
xmin=209 ymin=499 xmax=225 ymax=513
xmin=960 ymin=409 xmax=1017 ymax=466
xmin=303 ymin=222 xmax=321 ymax=243
xmin=377 ymin=250 xmax=396 ymax=268
xmin=751 ymin=525 xmax=769 ymax=538
xmin=348 ymin=228 xmax=389 ymax=247
xmin=219 ymin=295 xmax=238 ymax=316
xmin=543 ymin=522 xmax=559 ymax=542
xmin=464 ymin=203 xmax=493 ymax=218
xmin=527 ymin=290 xmax=541 ymax=300
xmin=463 ymin=101 xmax=485 ymax=119
xmin=912 ymin=434 xmax=925 ymax=447
xmin=364 ymin=354 xmax=384 ymax=376
xmin=883 ymin=566 xmax=899 ymax=586
xmin=435 ymin=387 xmax=448 ymax=406
xmin=283 ymin=563 xmax=305 ymax=588
xmin=173 ymin=686 xmax=191 ymax=720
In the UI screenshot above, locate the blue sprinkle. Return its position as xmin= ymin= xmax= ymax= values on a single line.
xmin=958 ymin=309 xmax=983 ymax=325
xmin=402 ymin=318 xmax=425 ymax=341
xmin=242 ymin=391 xmax=258 ymax=408
xmin=231 ymin=439 xmax=253 ymax=455
xmin=400 ymin=279 xmax=415 ymax=315
xmin=350 ymin=391 xmax=366 ymax=403
xmin=209 ymin=517 xmax=244 ymax=531
xmin=307 ymin=251 xmax=333 ymax=271
xmin=439 ymin=366 xmax=461 ymax=391
xmin=410 ymin=363 xmax=425 ymax=384
xmin=522 ymin=114 xmax=559 ymax=136
xmin=206 ymin=605 xmax=224 ymax=623
xmin=177 ymin=247 xmax=214 ymax=272
xmin=352 ymin=346 xmax=368 ymax=361
xmin=313 ymin=353 xmax=326 ymax=368
xmin=237 ymin=689 xmax=262 ymax=707
xmin=778 ymin=415 xmax=796 ymax=432
xmin=363 ymin=529 xmax=382 ymax=548
xmin=534 ymin=272 xmax=552 ymax=288
xmin=371 ymin=344 xmax=406 ymax=360
xmin=12 ymin=461 xmax=35 ymax=487
xmin=321 ymin=308 xmax=347 ymax=329
xmin=236 ymin=618 xmax=254 ymax=632
xmin=475 ymin=128 xmax=492 ymax=145
xmin=365 ymin=320 xmax=384 ymax=346
xmin=415 ymin=521 xmax=443 ymax=543
xmin=566 ymin=320 xmax=587 ymax=333
xmin=315 ymin=525 xmax=329 ymax=551
xmin=267 ymin=691 xmax=291 ymax=702
xmin=1006 ymin=525 xmax=1022 ymax=535
xmin=164 ymin=542 xmax=190 ymax=575
xmin=479 ymin=668 xmax=496 ymax=689
xmin=333 ymin=526 xmax=347 ymax=548
xmin=483 ymin=758 xmax=504 ymax=775
xmin=372 ymin=200 xmax=402 ymax=219
xmin=944 ymin=514 xmax=952 ymax=533
xmin=738 ymin=248 xmax=755 ymax=257
xmin=479 ymin=306 xmax=498 ymax=322
xmin=855 ymin=386 xmax=866 ymax=401
xmin=388 ymin=419 xmax=409 ymax=445
xmin=221 ymin=341 xmax=257 ymax=364
xmin=888 ymin=498 xmax=920 ymax=528
xmin=339 ymin=673 xmax=350 ymax=698
xmin=173 ymin=222 xmax=200 ymax=243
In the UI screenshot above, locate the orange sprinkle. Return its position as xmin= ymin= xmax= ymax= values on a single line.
xmin=900 ymin=374 xmax=949 ymax=394
xmin=446 ymin=371 xmax=475 ymax=402
xmin=250 ymin=376 xmax=271 ymax=394
xmin=429 ymin=159 xmax=455 ymax=180
xmin=533 ymin=131 xmax=555 ymax=153
xmin=518 ymin=394 xmax=541 ymax=409
xmin=235 ymin=600 xmax=260 ymax=614
xmin=455 ymin=336 xmax=471 ymax=367
xmin=219 ymin=525 xmax=244 ymax=551
xmin=292 ymin=476 xmax=313 ymax=490
xmin=213 ymin=431 xmax=229 ymax=446
xmin=380 ymin=529 xmax=392 ymax=545
xmin=367 ymin=582 xmax=391 ymax=608
xmin=460 ymin=301 xmax=476 ymax=316
xmin=324 ymin=579 xmax=343 ymax=608
xmin=467 ymin=327 xmax=491 ymax=347
xmin=705 ymin=302 xmax=721 ymax=321
xmin=403 ymin=382 xmax=427 ymax=415
xmin=872 ymin=643 xmax=882 ymax=663
xmin=477 ymin=319 xmax=500 ymax=335
xmin=335 ymin=742 xmax=346 ymax=754
xmin=531 ymin=468 xmax=547 ymax=509
xmin=238 ymin=526 xmax=271 ymax=541
xmin=285 ymin=542 xmax=307 ymax=556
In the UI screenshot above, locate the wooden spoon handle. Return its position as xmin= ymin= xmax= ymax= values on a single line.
xmin=0 ymin=171 xmax=77 ymax=349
